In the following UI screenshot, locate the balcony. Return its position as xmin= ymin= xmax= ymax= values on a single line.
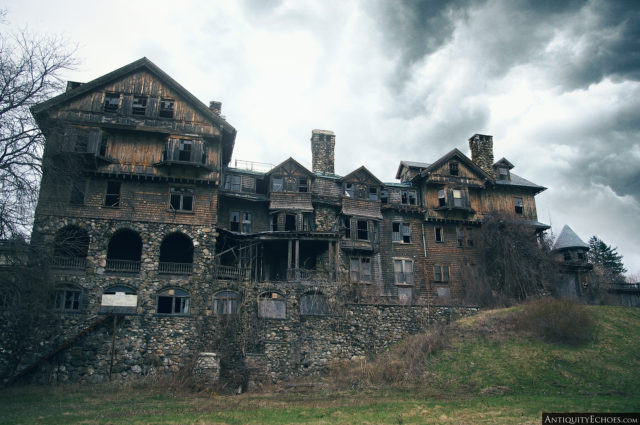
xmin=52 ymin=256 xmax=86 ymax=270
xmin=154 ymin=139 xmax=214 ymax=171
xmin=215 ymin=265 xmax=249 ymax=281
xmin=105 ymin=259 xmax=140 ymax=273
xmin=158 ymin=261 xmax=193 ymax=275
xmin=285 ymin=268 xmax=334 ymax=282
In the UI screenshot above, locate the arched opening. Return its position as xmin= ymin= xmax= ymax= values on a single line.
xmin=53 ymin=225 xmax=89 ymax=270
xmin=213 ymin=290 xmax=240 ymax=315
xmin=106 ymin=229 xmax=142 ymax=272
xmin=159 ymin=232 xmax=193 ymax=274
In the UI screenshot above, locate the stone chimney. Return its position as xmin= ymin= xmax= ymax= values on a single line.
xmin=310 ymin=129 xmax=335 ymax=174
xmin=468 ymin=134 xmax=494 ymax=175
xmin=209 ymin=101 xmax=222 ymax=115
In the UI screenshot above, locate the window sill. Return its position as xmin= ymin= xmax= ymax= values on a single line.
xmin=392 ymin=241 xmax=411 ymax=244
xmin=433 ymin=282 xmax=449 ymax=285
xmin=154 ymin=313 xmax=191 ymax=317
xmin=102 ymin=205 xmax=121 ymax=209
xmin=167 ymin=209 xmax=195 ymax=214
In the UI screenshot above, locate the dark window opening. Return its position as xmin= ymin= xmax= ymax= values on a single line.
xmin=99 ymin=136 xmax=108 ymax=156
xmin=285 ymin=214 xmax=297 ymax=231
xmin=457 ymin=227 xmax=464 ymax=247
xmin=514 ymin=197 xmax=523 ymax=214
xmin=213 ymin=291 xmax=240 ymax=315
xmin=54 ymin=226 xmax=89 ymax=260
xmin=132 ymin=95 xmax=147 ymax=115
xmin=435 ymin=227 xmax=443 ymax=242
xmin=392 ymin=222 xmax=411 ymax=243
xmin=344 ymin=217 xmax=351 ymax=238
xmin=369 ymin=187 xmax=378 ymax=201
xmin=104 ymin=93 xmax=119 ymax=112
xmin=402 ymin=190 xmax=417 ymax=205
xmin=104 ymin=181 xmax=121 ymax=207
xmin=53 ymin=286 xmax=82 ymax=311
xmin=450 ymin=162 xmax=459 ymax=176
xmin=357 ymin=220 xmax=368 ymax=240
xmin=159 ymin=98 xmax=175 ymax=118
xmin=577 ymin=250 xmax=585 ymax=260
xmin=284 ymin=177 xmax=297 ymax=192
xmin=380 ymin=190 xmax=388 ymax=204
xmin=298 ymin=178 xmax=308 ymax=193
xmin=438 ymin=189 xmax=446 ymax=207
xmin=159 ymin=232 xmax=194 ymax=264
xmin=564 ymin=251 xmax=572 ymax=261
xmin=107 ymin=229 xmax=142 ymax=262
xmin=170 ymin=187 xmax=194 ymax=211
xmin=394 ymin=259 xmax=414 ymax=284
xmin=70 ymin=180 xmax=85 ymax=205
xmin=157 ymin=288 xmax=190 ymax=315
xmin=230 ymin=212 xmax=240 ymax=232
xmin=178 ymin=140 xmax=192 ymax=161
xmin=344 ymin=183 xmax=354 ymax=198
xmin=230 ymin=212 xmax=252 ymax=233
xmin=272 ymin=177 xmax=283 ymax=192
xmin=271 ymin=214 xmax=279 ymax=231
xmin=300 ymin=292 xmax=327 ymax=316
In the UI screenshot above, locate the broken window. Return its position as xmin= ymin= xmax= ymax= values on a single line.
xmin=284 ymin=177 xmax=297 ymax=192
xmin=434 ymin=265 xmax=450 ymax=283
xmin=343 ymin=217 xmax=351 ymax=238
xmin=380 ymin=190 xmax=388 ymax=204
xmin=369 ymin=187 xmax=378 ymax=201
xmin=271 ymin=214 xmax=279 ymax=231
xmin=170 ymin=187 xmax=194 ymax=211
xmin=453 ymin=189 xmax=463 ymax=207
xmin=344 ymin=183 xmax=354 ymax=198
xmin=131 ymin=95 xmax=147 ymax=115
xmin=53 ymin=285 xmax=83 ymax=312
xmin=300 ymin=291 xmax=328 ymax=316
xmin=104 ymin=181 xmax=121 ymax=207
xmin=70 ymin=179 xmax=85 ymax=205
xmin=242 ymin=212 xmax=252 ymax=233
xmin=435 ymin=227 xmax=443 ymax=242
xmin=213 ymin=291 xmax=240 ymax=315
xmin=53 ymin=225 xmax=89 ymax=261
xmin=392 ymin=222 xmax=411 ymax=243
xmin=159 ymin=98 xmax=175 ymax=118
xmin=350 ymin=257 xmax=371 ymax=282
xmin=104 ymin=92 xmax=119 ymax=112
xmin=178 ymin=140 xmax=192 ymax=161
xmin=298 ymin=178 xmax=308 ymax=193
xmin=258 ymin=292 xmax=286 ymax=319
xmin=357 ymin=220 xmax=368 ymax=240
xmin=357 ymin=184 xmax=367 ymax=199
xmin=285 ymin=214 xmax=297 ymax=231
xmin=272 ymin=176 xmax=283 ymax=192
xmin=438 ymin=189 xmax=446 ymax=207
xmin=401 ymin=190 xmax=417 ymax=205
xmin=514 ymin=197 xmax=523 ymax=214
xmin=394 ymin=259 xmax=414 ymax=285
xmin=230 ymin=212 xmax=240 ymax=232
xmin=157 ymin=288 xmax=190 ymax=315
xmin=457 ymin=227 xmax=464 ymax=247
xmin=449 ymin=162 xmax=459 ymax=176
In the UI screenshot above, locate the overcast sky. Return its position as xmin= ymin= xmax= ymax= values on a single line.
xmin=4 ymin=0 xmax=639 ymax=276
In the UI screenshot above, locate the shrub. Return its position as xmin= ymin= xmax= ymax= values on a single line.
xmin=516 ymin=298 xmax=596 ymax=346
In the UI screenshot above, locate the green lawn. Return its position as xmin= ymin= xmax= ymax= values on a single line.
xmin=1 ymin=305 xmax=638 ymax=424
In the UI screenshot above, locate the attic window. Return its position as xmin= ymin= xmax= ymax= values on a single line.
xmin=369 ymin=187 xmax=378 ymax=200
xmin=344 ymin=183 xmax=354 ymax=198
xmin=132 ymin=96 xmax=147 ymax=115
xmin=498 ymin=167 xmax=508 ymax=180
xmin=298 ymin=178 xmax=308 ymax=193
xmin=104 ymin=93 xmax=119 ymax=112
xmin=514 ymin=197 xmax=523 ymax=214
xmin=159 ymin=98 xmax=175 ymax=118
xmin=449 ymin=162 xmax=459 ymax=176
xmin=272 ymin=177 xmax=283 ymax=192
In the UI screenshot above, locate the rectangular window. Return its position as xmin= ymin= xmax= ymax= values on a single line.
xmin=394 ymin=259 xmax=414 ymax=284
xmin=271 ymin=214 xmax=278 ymax=231
xmin=298 ymin=178 xmax=308 ymax=193
xmin=132 ymin=95 xmax=147 ymax=115
xmin=466 ymin=228 xmax=474 ymax=246
xmin=285 ymin=214 xmax=296 ymax=231
xmin=564 ymin=251 xmax=572 ymax=261
xmin=178 ymin=140 xmax=192 ymax=161
xmin=104 ymin=93 xmax=119 ymax=112
xmin=303 ymin=213 xmax=313 ymax=231
xmin=380 ymin=190 xmax=388 ymax=204
xmin=284 ymin=177 xmax=297 ymax=192
xmin=54 ymin=288 xmax=81 ymax=311
xmin=272 ymin=177 xmax=283 ymax=192
xmin=99 ymin=136 xmax=108 ymax=157
xmin=369 ymin=187 xmax=378 ymax=201
xmin=242 ymin=212 xmax=252 ymax=233
xmin=434 ymin=265 xmax=450 ymax=283
xmin=357 ymin=220 xmax=368 ymax=240
xmin=514 ymin=197 xmax=524 ymax=214
xmin=401 ymin=190 xmax=417 ymax=205
xmin=457 ymin=227 xmax=464 ymax=247
xmin=70 ymin=180 xmax=85 ymax=205
xmin=435 ymin=227 xmax=443 ymax=242
xmin=230 ymin=212 xmax=240 ymax=232
xmin=438 ymin=189 xmax=446 ymax=207
xmin=357 ymin=185 xmax=367 ymax=199
xmin=453 ymin=189 xmax=462 ymax=207
xmin=344 ymin=217 xmax=351 ymax=238
xmin=350 ymin=257 xmax=371 ymax=282
xmin=170 ymin=187 xmax=194 ymax=211
xmin=344 ymin=183 xmax=354 ymax=198
xmin=449 ymin=162 xmax=459 ymax=176
xmin=159 ymin=98 xmax=175 ymax=118
xmin=104 ymin=181 xmax=121 ymax=207
xmin=231 ymin=175 xmax=241 ymax=191
xmin=498 ymin=167 xmax=508 ymax=179
xmin=392 ymin=222 xmax=411 ymax=243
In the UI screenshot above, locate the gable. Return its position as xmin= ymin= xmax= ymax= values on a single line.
xmin=421 ymin=149 xmax=492 ymax=183
xmin=268 ymin=157 xmax=314 ymax=178
xmin=341 ymin=166 xmax=383 ymax=186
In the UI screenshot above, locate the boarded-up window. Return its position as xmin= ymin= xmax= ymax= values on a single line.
xmin=393 ymin=222 xmax=411 ymax=243
xmin=300 ymin=292 xmax=327 ymax=316
xmin=159 ymin=98 xmax=175 ymax=118
xmin=258 ymin=292 xmax=286 ymax=319
xmin=350 ymin=257 xmax=371 ymax=282
xmin=104 ymin=93 xmax=119 ymax=112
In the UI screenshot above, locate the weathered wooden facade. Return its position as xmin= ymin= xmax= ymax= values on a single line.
xmin=9 ymin=58 xmax=549 ymax=385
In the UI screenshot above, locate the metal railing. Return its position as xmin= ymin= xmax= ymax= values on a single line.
xmin=215 ymin=265 xmax=249 ymax=281
xmin=52 ymin=256 xmax=86 ymax=270
xmin=158 ymin=262 xmax=193 ymax=274
xmin=286 ymin=268 xmax=333 ymax=282
xmin=105 ymin=259 xmax=140 ymax=273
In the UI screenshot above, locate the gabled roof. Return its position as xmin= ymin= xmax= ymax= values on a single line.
xmin=493 ymin=157 xmax=514 ymax=169
xmin=395 ymin=160 xmax=431 ymax=179
xmin=553 ymin=225 xmax=590 ymax=251
xmin=417 ymin=148 xmax=493 ymax=181
xmin=266 ymin=157 xmax=314 ymax=178
xmin=31 ymin=57 xmax=237 ymax=164
xmin=339 ymin=165 xmax=383 ymax=186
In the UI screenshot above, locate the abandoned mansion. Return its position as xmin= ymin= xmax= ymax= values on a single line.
xmin=5 ymin=58 xmax=553 ymax=384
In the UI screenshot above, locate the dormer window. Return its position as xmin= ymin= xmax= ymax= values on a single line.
xmin=104 ymin=93 xmax=119 ymax=112
xmin=449 ymin=162 xmax=459 ymax=176
xmin=132 ymin=96 xmax=147 ymax=115
xmin=159 ymin=98 xmax=175 ymax=118
xmin=498 ymin=167 xmax=509 ymax=180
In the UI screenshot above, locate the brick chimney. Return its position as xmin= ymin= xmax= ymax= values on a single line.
xmin=209 ymin=101 xmax=222 ymax=115
xmin=310 ymin=130 xmax=335 ymax=174
xmin=468 ymin=134 xmax=494 ymax=175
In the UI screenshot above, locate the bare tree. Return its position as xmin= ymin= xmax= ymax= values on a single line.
xmin=0 ymin=12 xmax=76 ymax=238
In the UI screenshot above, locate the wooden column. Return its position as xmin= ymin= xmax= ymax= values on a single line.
xmin=287 ymin=240 xmax=292 ymax=271
xmin=295 ymin=240 xmax=300 ymax=279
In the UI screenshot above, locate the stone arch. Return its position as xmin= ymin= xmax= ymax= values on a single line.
xmin=106 ymin=228 xmax=142 ymax=272
xmin=213 ymin=290 xmax=241 ymax=315
xmin=53 ymin=225 xmax=89 ymax=269
xmin=159 ymin=232 xmax=193 ymax=274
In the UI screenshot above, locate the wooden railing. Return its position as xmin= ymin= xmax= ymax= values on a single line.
xmin=105 ymin=259 xmax=140 ymax=273
xmin=286 ymin=268 xmax=333 ymax=282
xmin=158 ymin=262 xmax=193 ymax=274
xmin=215 ymin=265 xmax=249 ymax=280
xmin=52 ymin=256 xmax=86 ymax=270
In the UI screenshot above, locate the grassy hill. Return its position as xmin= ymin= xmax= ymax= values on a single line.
xmin=1 ymin=302 xmax=639 ymax=424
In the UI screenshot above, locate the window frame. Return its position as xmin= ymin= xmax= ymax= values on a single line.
xmin=159 ymin=98 xmax=175 ymax=118
xmin=156 ymin=288 xmax=190 ymax=315
xmin=169 ymin=186 xmax=195 ymax=212
xmin=514 ymin=197 xmax=524 ymax=214
xmin=257 ymin=291 xmax=286 ymax=319
xmin=104 ymin=92 xmax=120 ymax=113
xmin=452 ymin=189 xmax=463 ymax=207
xmin=356 ymin=219 xmax=368 ymax=241
xmin=350 ymin=256 xmax=372 ymax=283
xmin=434 ymin=265 xmax=450 ymax=283
xmin=272 ymin=176 xmax=283 ymax=192
xmin=435 ymin=227 xmax=444 ymax=242
xmin=213 ymin=290 xmax=240 ymax=315
xmin=104 ymin=181 xmax=121 ymax=208
xmin=52 ymin=285 xmax=83 ymax=312
xmin=392 ymin=222 xmax=411 ymax=243
xmin=449 ymin=162 xmax=459 ymax=176
xmin=393 ymin=259 xmax=414 ymax=285
xmin=131 ymin=95 xmax=148 ymax=116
